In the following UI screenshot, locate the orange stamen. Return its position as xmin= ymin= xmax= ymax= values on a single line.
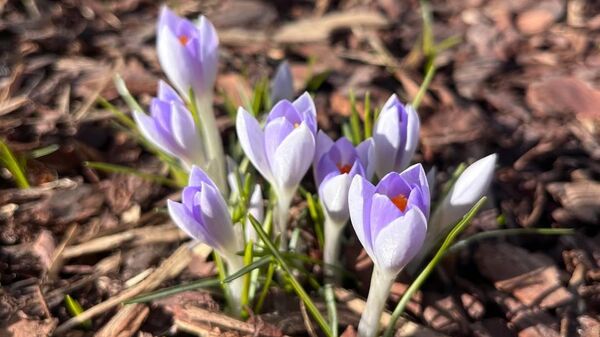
xmin=178 ymin=35 xmax=189 ymax=45
xmin=336 ymin=163 xmax=352 ymax=174
xmin=293 ymin=122 xmax=300 ymax=128
xmin=391 ymin=194 xmax=408 ymax=212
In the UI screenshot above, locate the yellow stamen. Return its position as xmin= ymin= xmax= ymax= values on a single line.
xmin=178 ymin=35 xmax=189 ymax=45
xmin=336 ymin=163 xmax=352 ymax=174
xmin=390 ymin=194 xmax=408 ymax=212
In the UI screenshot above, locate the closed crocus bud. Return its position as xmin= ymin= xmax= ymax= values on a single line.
xmin=270 ymin=61 xmax=294 ymax=103
xmin=133 ymin=81 xmax=207 ymax=171
xmin=313 ymin=132 xmax=372 ymax=273
xmin=373 ymin=94 xmax=420 ymax=178
xmin=156 ymin=6 xmax=218 ymax=100
xmin=236 ymin=92 xmax=317 ymax=245
xmin=428 ymin=154 xmax=497 ymax=248
xmin=167 ymin=167 xmax=244 ymax=315
xmin=349 ymin=164 xmax=430 ymax=337
xmin=156 ymin=7 xmax=227 ymax=194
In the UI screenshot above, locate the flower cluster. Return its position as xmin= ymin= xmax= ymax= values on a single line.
xmin=130 ymin=5 xmax=497 ymax=336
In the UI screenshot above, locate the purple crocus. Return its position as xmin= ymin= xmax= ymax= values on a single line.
xmin=167 ymin=166 xmax=244 ymax=315
xmin=314 ymin=132 xmax=373 ymax=272
xmin=133 ymin=81 xmax=206 ymax=170
xmin=156 ymin=6 xmax=218 ymax=100
xmin=270 ymin=61 xmax=294 ymax=103
xmin=349 ymin=164 xmax=429 ymax=337
xmin=372 ymin=95 xmax=420 ymax=178
xmin=236 ymin=92 xmax=317 ymax=241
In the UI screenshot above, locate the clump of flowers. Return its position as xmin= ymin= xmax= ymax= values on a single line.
xmin=119 ymin=5 xmax=500 ymax=336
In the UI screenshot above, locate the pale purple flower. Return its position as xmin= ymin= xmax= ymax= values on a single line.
xmin=133 ymin=81 xmax=206 ymax=169
xmin=349 ymin=163 xmax=429 ymax=273
xmin=429 ymin=154 xmax=497 ymax=240
xmin=156 ymin=6 xmax=218 ymax=100
xmin=236 ymin=92 xmax=317 ymax=238
xmin=167 ymin=166 xmax=241 ymax=255
xmin=373 ymin=94 xmax=420 ymax=178
xmin=270 ymin=61 xmax=294 ymax=103
xmin=313 ymin=132 xmax=372 ymax=224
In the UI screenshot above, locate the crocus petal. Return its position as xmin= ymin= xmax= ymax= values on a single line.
xmin=395 ymin=105 xmax=420 ymax=171
xmin=270 ymin=61 xmax=295 ymax=103
xmin=133 ymin=110 xmax=178 ymax=158
xmin=196 ymin=15 xmax=219 ymax=91
xmin=319 ymin=173 xmax=352 ymax=223
xmin=369 ymin=193 xmax=403 ymax=242
xmin=168 ymin=199 xmax=217 ymax=248
xmin=158 ymin=80 xmax=183 ymax=103
xmin=266 ymin=100 xmax=302 ymax=125
xmin=292 ymin=92 xmax=317 ymax=133
xmin=236 ymin=107 xmax=273 ymax=181
xmin=373 ymin=102 xmax=402 ymax=177
xmin=375 ymin=172 xmax=412 ymax=199
xmin=348 ymin=175 xmax=377 ymax=257
xmin=356 ymin=138 xmax=374 ymax=179
xmin=450 ymin=154 xmax=497 ymax=206
xmin=157 ymin=25 xmax=202 ymax=98
xmin=315 ymin=154 xmax=339 ymax=186
xmin=198 ymin=181 xmax=236 ymax=252
xmin=170 ymin=102 xmax=206 ymax=165
xmin=314 ymin=130 xmax=335 ymax=166
xmin=271 ymin=123 xmax=315 ymax=191
xmin=158 ymin=6 xmax=179 ymax=31
xmin=264 ymin=116 xmax=295 ymax=167
xmin=399 ymin=163 xmax=430 ymax=218
xmin=373 ymin=207 xmax=427 ymax=273
xmin=189 ymin=166 xmax=218 ymax=190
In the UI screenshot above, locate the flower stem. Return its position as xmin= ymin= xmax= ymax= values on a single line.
xmin=223 ymin=253 xmax=245 ymax=318
xmin=323 ymin=215 xmax=345 ymax=279
xmin=358 ymin=266 xmax=396 ymax=337
xmin=195 ymin=94 xmax=228 ymax=194
xmin=275 ymin=191 xmax=293 ymax=249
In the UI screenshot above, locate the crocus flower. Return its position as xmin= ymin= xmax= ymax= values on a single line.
xmin=348 ymin=164 xmax=430 ymax=337
xmin=156 ymin=6 xmax=218 ymax=100
xmin=372 ymin=94 xmax=420 ymax=178
xmin=313 ymin=131 xmax=372 ymax=271
xmin=167 ymin=166 xmax=244 ymax=315
xmin=156 ymin=6 xmax=227 ymax=194
xmin=133 ymin=81 xmax=207 ymax=171
xmin=270 ymin=61 xmax=294 ymax=103
xmin=410 ymin=154 xmax=497 ymax=271
xmin=236 ymin=92 xmax=317 ymax=243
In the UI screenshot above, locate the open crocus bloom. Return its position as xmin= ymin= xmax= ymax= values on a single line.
xmin=236 ymin=92 xmax=317 ymax=237
xmin=156 ymin=6 xmax=218 ymax=100
xmin=372 ymin=94 xmax=420 ymax=179
xmin=349 ymin=163 xmax=430 ymax=274
xmin=133 ymin=81 xmax=206 ymax=170
xmin=314 ymin=132 xmax=372 ymax=224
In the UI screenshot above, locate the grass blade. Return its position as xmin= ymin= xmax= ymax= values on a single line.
xmin=222 ymin=255 xmax=271 ymax=284
xmin=248 ymin=215 xmax=333 ymax=337
xmin=84 ymin=161 xmax=181 ymax=188
xmin=125 ymin=278 xmax=220 ymax=304
xmin=448 ymin=227 xmax=575 ymax=254
xmin=65 ymin=294 xmax=92 ymax=328
xmin=0 ymin=139 xmax=29 ymax=189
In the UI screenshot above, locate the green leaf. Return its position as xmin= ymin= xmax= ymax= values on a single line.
xmin=0 ymin=139 xmax=29 ymax=189
xmin=383 ymin=197 xmax=487 ymax=337
xmin=29 ymin=144 xmax=60 ymax=159
xmin=114 ymin=74 xmax=144 ymax=113
xmin=363 ymin=91 xmax=372 ymax=139
xmin=84 ymin=161 xmax=181 ymax=188
xmin=349 ymin=90 xmax=362 ymax=145
xmin=254 ymin=259 xmax=276 ymax=313
xmin=324 ymin=284 xmax=338 ymax=337
xmin=223 ymin=255 xmax=271 ymax=284
xmin=306 ymin=70 xmax=331 ymax=92
xmin=448 ymin=227 xmax=575 ymax=254
xmin=124 ymin=278 xmax=221 ymax=304
xmin=64 ymin=294 xmax=92 ymax=329
xmin=97 ymin=96 xmax=138 ymax=131
xmin=305 ymin=192 xmax=324 ymax=248
xmin=248 ymin=215 xmax=333 ymax=337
